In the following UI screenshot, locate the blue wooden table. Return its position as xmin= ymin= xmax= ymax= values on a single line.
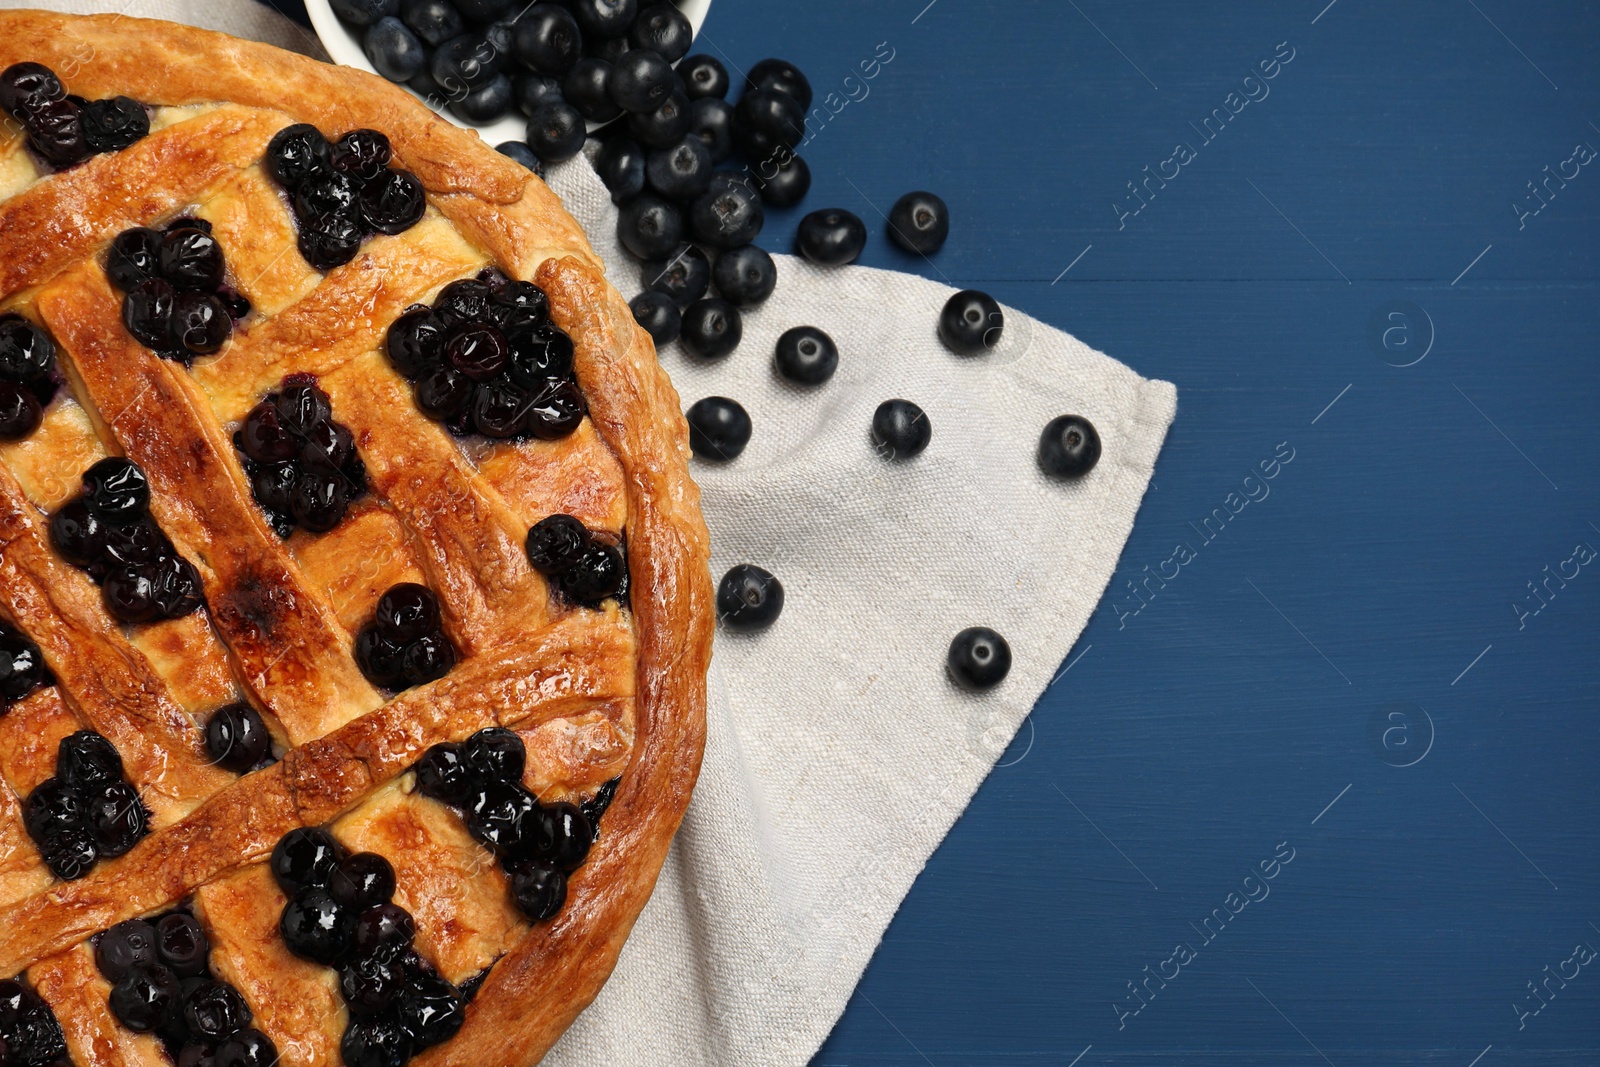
xmin=275 ymin=1 xmax=1600 ymax=1062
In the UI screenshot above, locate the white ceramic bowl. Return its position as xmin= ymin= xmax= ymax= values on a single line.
xmin=306 ymin=0 xmax=714 ymax=147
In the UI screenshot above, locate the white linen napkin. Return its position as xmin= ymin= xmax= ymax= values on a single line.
xmin=17 ymin=2 xmax=1178 ymax=1061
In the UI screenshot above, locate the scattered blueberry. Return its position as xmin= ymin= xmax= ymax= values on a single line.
xmin=717 ymin=564 xmax=783 ymax=632
xmin=331 ymin=0 xmax=397 ymax=27
xmin=689 ymin=173 xmax=763 ymax=249
xmin=639 ymin=243 xmax=709 ymax=307
xmin=628 ymin=89 xmax=691 ymax=148
xmin=450 ymin=72 xmax=515 ymax=125
xmin=947 ymin=627 xmax=1012 ymax=691
xmin=773 ymin=326 xmax=837 ymax=386
xmin=496 ymin=140 xmax=545 ymax=175
xmin=524 ymin=100 xmax=587 ymax=163
xmin=617 ymin=193 xmax=685 ymax=259
xmin=1038 ymin=415 xmax=1101 ymax=479
xmin=685 ymin=396 xmax=751 ymax=461
xmin=608 ymin=48 xmax=674 ymax=114
xmin=512 ymin=5 xmax=583 ymax=75
xmin=732 ymin=88 xmax=804 ymax=160
xmin=572 ymin=0 xmax=637 ymax=40
xmin=646 ymin=136 xmax=712 ymax=201
xmin=686 ymin=96 xmax=733 ymax=163
xmin=938 ymin=289 xmax=1004 ymax=355
xmin=630 ymin=3 xmax=692 ymax=62
xmin=594 ymin=135 xmax=647 ymax=203
xmin=563 ymin=58 xmax=622 ymax=124
xmin=887 ymin=191 xmax=949 ymax=255
xmin=796 ymin=208 xmax=866 ymax=266
xmin=870 ymin=399 xmax=931 ymax=460
xmin=680 ymin=297 xmax=741 ymax=360
xmin=712 ymin=245 xmax=775 ymax=307
xmin=755 ymin=151 xmax=810 ymax=207
xmin=400 ymin=0 xmax=462 ymax=48
xmin=630 ymin=291 xmax=681 ymax=345
xmin=514 ymin=71 xmax=564 ymax=116
xmin=679 ymin=54 xmax=728 ymax=100
xmin=745 ymin=57 xmax=813 ymax=110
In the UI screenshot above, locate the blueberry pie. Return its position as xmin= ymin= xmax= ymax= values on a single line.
xmin=0 ymin=13 xmax=711 ymax=1066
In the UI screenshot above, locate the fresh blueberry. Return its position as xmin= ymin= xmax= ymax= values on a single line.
xmin=639 ymin=243 xmax=709 ymax=307
xmin=938 ymin=289 xmax=1003 ymax=355
xmin=593 ymin=135 xmax=646 ymax=203
xmin=513 ymin=71 xmax=564 ymax=116
xmin=796 ymin=208 xmax=866 ymax=266
xmin=512 ymin=5 xmax=582 ymax=75
xmin=509 ymin=859 xmax=566 ymax=920
xmin=773 ymin=326 xmax=836 ymax=386
xmin=280 ymin=885 xmax=354 ymax=965
xmin=399 ymin=0 xmax=461 ymax=47
xmin=94 ymin=919 xmax=159 ymax=982
xmin=463 ymin=726 xmax=528 ymax=783
xmin=607 ymin=48 xmax=674 ymax=114
xmin=716 ymin=564 xmax=783 ymax=632
xmin=629 ymin=291 xmax=680 ymax=345
xmin=495 ymin=140 xmax=544 ymax=175
xmin=680 ymin=297 xmax=741 ymax=359
xmin=0 ymin=384 xmax=41 ymax=440
xmin=364 ymin=17 xmax=428 ymax=81
xmin=1037 ymin=414 xmax=1102 ymax=479
xmin=686 ymin=97 xmax=733 ymax=164
xmin=109 ymin=966 xmax=181 ymax=1032
xmin=685 ymin=396 xmax=750 ymax=460
xmin=588 ymin=34 xmax=631 ymax=64
xmin=270 ymin=827 xmax=346 ymax=894
xmin=450 ymin=72 xmax=514 ymax=124
xmin=331 ymin=0 xmax=396 ymax=26
xmin=83 ymin=457 xmax=150 ymax=521
xmin=122 ymin=277 xmax=176 ymax=349
xmin=617 ymin=193 xmax=684 ymax=259
xmin=106 ymin=228 xmax=164 ymax=291
xmin=712 ymin=245 xmax=775 ymax=306
xmin=947 ymin=627 xmax=1011 ymax=691
xmin=733 ymin=88 xmax=805 ymax=160
xmin=483 ymin=16 xmax=518 ymax=60
xmin=627 ymin=89 xmax=691 ymax=149
xmin=264 ymin=123 xmax=332 ymax=188
xmin=887 ymin=191 xmax=949 ymax=255
xmin=81 ymin=96 xmax=149 ymax=153
xmin=689 ymin=172 xmax=763 ymax=249
xmin=646 ymin=136 xmax=712 ymax=202
xmin=562 ymin=58 xmax=622 ymax=124
xmin=329 ymin=852 xmax=397 ymax=911
xmin=204 ymin=702 xmax=271 ymax=773
xmin=629 ymin=3 xmax=692 ymax=62
xmin=870 ymin=399 xmax=931 ymax=460
xmin=679 ymin=54 xmax=728 ymax=100
xmin=361 ymin=169 xmax=428 ymax=234
xmin=558 ymin=538 xmax=627 ymax=606
xmin=572 ymin=0 xmax=636 ymax=38
xmin=524 ymin=100 xmax=587 ymax=163
xmin=745 ymin=57 xmax=813 ymax=110
xmin=451 ymin=0 xmax=511 ymax=21
xmin=170 ymin=292 xmax=231 ymax=356
xmin=431 ymin=34 xmax=503 ymax=94
xmin=154 ymin=912 xmax=210 ymax=977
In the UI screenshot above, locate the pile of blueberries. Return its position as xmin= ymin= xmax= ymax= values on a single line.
xmin=523 ymin=514 xmax=628 ymax=608
xmin=233 ymin=378 xmax=369 ymax=537
xmin=49 ymin=458 xmax=205 ymax=626
xmin=412 ymin=727 xmax=612 ymax=923
xmin=0 ymin=620 xmax=50 ymax=715
xmin=0 ymin=976 xmax=68 ymax=1067
xmin=0 ymin=314 xmax=62 ymax=442
xmin=93 ymin=909 xmax=277 ymax=1067
xmin=263 ymin=126 xmax=429 ymax=271
xmin=353 ymin=583 xmax=458 ymax=693
xmin=0 ymin=60 xmax=148 ymax=169
xmin=272 ymin=829 xmax=465 ymax=1067
xmin=203 ymin=701 xmax=277 ymax=776
xmin=108 ymin=219 xmax=250 ymax=364
xmin=383 ymin=269 xmax=586 ymax=441
xmin=23 ymin=731 xmax=150 ymax=881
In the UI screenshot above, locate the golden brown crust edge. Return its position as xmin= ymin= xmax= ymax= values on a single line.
xmin=0 ymin=13 xmax=713 ymax=1065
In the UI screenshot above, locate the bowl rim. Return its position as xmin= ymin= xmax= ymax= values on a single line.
xmin=305 ymin=0 xmax=715 ymax=143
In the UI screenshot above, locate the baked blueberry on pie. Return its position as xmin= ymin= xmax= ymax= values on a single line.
xmin=0 ymin=13 xmax=711 ymax=1067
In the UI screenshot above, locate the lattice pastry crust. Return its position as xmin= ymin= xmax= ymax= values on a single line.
xmin=0 ymin=11 xmax=711 ymax=1066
